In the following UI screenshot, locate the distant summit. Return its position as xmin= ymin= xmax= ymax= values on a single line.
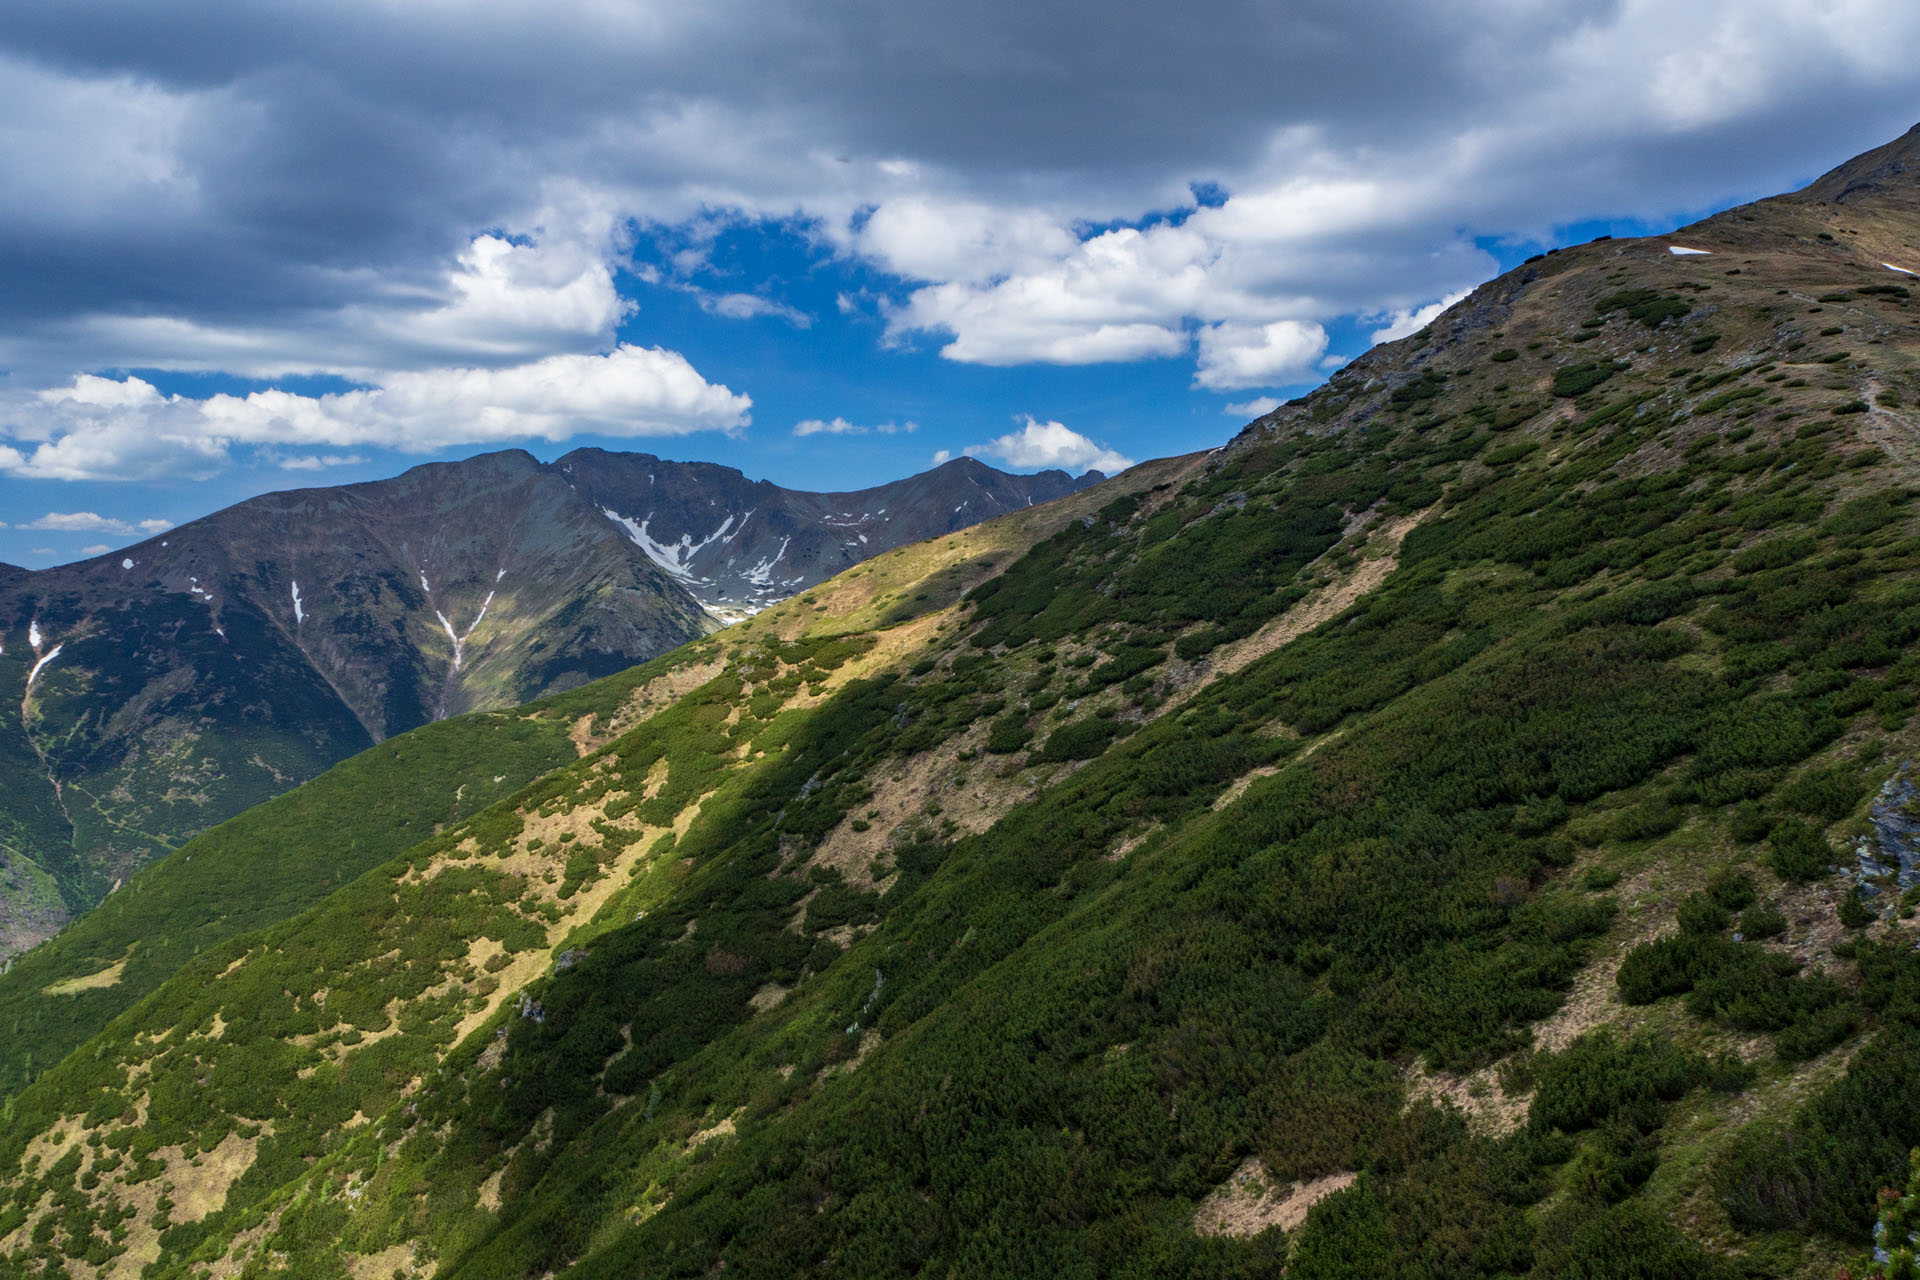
xmin=0 ymin=449 xmax=1108 ymax=957
xmin=554 ymin=449 xmax=1102 ymax=621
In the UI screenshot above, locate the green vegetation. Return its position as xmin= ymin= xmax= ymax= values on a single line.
xmin=1853 ymin=1148 xmax=1920 ymax=1277
xmin=0 ymin=644 xmax=725 ymax=1100
xmin=10 ymin=137 xmax=1920 ymax=1279
xmin=1594 ymin=287 xmax=1695 ymax=328
xmin=1553 ymin=360 xmax=1628 ymax=397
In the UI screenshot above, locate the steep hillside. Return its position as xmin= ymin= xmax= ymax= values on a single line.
xmin=0 ymin=451 xmax=1094 ymax=958
xmin=0 ymin=450 xmax=711 ymax=958
xmin=559 ymin=450 xmax=1102 ymax=621
xmin=10 ymin=129 xmax=1920 ymax=1278
xmin=0 ymin=460 xmax=1173 ymax=1105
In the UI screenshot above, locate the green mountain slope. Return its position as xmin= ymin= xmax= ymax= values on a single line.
xmin=0 ymin=450 xmax=715 ymax=961
xmin=0 ymin=462 xmax=1181 ymax=1111
xmin=10 ymin=129 xmax=1920 ymax=1278
xmin=0 ymin=667 xmax=643 ymax=1099
xmin=0 ymin=449 xmax=1105 ymax=961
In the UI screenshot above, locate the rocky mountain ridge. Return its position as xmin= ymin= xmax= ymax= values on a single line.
xmin=0 ymin=449 xmax=1101 ymax=957
xmin=559 ymin=449 xmax=1101 ymax=621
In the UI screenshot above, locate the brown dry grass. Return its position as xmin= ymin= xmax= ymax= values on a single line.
xmin=27 ymin=1120 xmax=279 ymax=1279
xmin=568 ymin=660 xmax=728 ymax=756
xmin=806 ymin=717 xmax=1072 ymax=891
xmin=685 ymin=1109 xmax=741 ymax=1150
xmin=1210 ymin=767 xmax=1279 ymax=813
xmin=1192 ymin=1159 xmax=1356 ymax=1238
xmin=1529 ymin=864 xmax=1676 ymax=1055
xmin=1402 ymin=1060 xmax=1530 ymax=1138
xmin=40 ymin=950 xmax=129 ymax=996
xmin=441 ymin=794 xmax=714 ymax=1052
xmin=1169 ymin=505 xmax=1431 ymax=712
xmin=171 ymin=1127 xmax=268 ymax=1223
xmin=345 ymin=1243 xmax=420 ymax=1279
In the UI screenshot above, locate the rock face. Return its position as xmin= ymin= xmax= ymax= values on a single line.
xmin=557 ymin=450 xmax=1102 ymax=620
xmin=1860 ymin=768 xmax=1920 ymax=893
xmin=0 ymin=448 xmax=1104 ymax=956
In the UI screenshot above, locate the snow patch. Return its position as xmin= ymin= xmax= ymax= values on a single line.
xmin=1884 ymin=262 xmax=1918 ymax=276
xmin=26 ymin=643 xmax=62 ymax=694
xmin=419 ymin=572 xmax=431 ymax=594
xmin=435 ymin=591 xmax=495 ymax=671
xmin=434 ymin=610 xmax=462 ymax=666
xmin=291 ymin=581 xmax=305 ymax=624
xmin=121 ymin=558 xmax=133 ymax=571
xmin=28 ymin=619 xmax=42 ymax=649
xmin=742 ymin=536 xmax=792 ymax=587
xmin=600 ymin=507 xmax=743 ymax=582
xmin=1668 ymin=245 xmax=1712 ymax=255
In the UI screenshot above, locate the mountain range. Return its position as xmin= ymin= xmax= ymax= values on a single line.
xmin=0 ymin=451 xmax=1099 ymax=958
xmin=7 ymin=126 xmax=1920 ymax=1279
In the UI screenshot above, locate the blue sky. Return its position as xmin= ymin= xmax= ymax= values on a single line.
xmin=2 ymin=0 xmax=1918 ymax=566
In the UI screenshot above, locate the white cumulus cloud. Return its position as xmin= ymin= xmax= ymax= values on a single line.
xmin=1368 ymin=289 xmax=1472 ymax=345
xmin=2 ymin=347 xmax=750 ymax=482
xmin=21 ymin=511 xmax=139 ymax=533
xmin=964 ymin=417 xmax=1134 ymax=475
xmin=276 ymin=454 xmax=367 ymax=471
xmin=699 ymin=292 xmax=812 ymax=326
xmin=795 ymin=417 xmax=862 ymax=436
xmin=1194 ymin=321 xmax=1329 ymax=391
xmin=394 ymin=233 xmax=634 ymax=358
xmin=1224 ymin=396 xmax=1282 ymax=417
xmin=884 ymin=223 xmax=1211 ymax=367
xmin=793 ymin=417 xmax=916 ymax=437
xmin=857 ymin=198 xmax=1081 ymax=286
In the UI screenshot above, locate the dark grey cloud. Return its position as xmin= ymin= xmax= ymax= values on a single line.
xmin=0 ymin=0 xmax=1914 ymax=394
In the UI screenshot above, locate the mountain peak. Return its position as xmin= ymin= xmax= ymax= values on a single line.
xmin=551 ymin=446 xmax=754 ymax=488
xmin=1790 ymin=122 xmax=1920 ymax=205
xmin=932 ymin=454 xmax=1102 ymax=485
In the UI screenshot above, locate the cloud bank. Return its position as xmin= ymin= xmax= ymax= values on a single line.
xmin=0 ymin=0 xmax=1916 ymax=457
xmin=3 ymin=347 xmax=750 ymax=481
xmin=17 ymin=511 xmax=172 ymax=534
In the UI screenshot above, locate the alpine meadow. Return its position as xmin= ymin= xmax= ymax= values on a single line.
xmin=12 ymin=123 xmax=1920 ymax=1280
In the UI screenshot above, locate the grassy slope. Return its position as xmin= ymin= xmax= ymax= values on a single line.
xmin=0 ymin=698 xmax=570 ymax=1100
xmin=10 ymin=176 xmax=1920 ymax=1277
xmin=0 ymin=459 xmax=1195 ymax=1111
